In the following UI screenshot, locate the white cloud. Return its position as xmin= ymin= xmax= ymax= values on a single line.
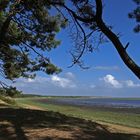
xmin=10 ymin=72 xmax=140 ymax=96
xmin=17 ymin=76 xmax=49 ymax=83
xmin=101 ymin=74 xmax=140 ymax=89
xmin=51 ymin=75 xmax=76 ymax=88
xmin=90 ymin=84 xmax=96 ymax=88
xmin=102 ymin=74 xmax=122 ymax=88
xmin=13 ymin=73 xmax=77 ymax=89
xmin=65 ymin=72 xmax=75 ymax=79
xmin=27 ymin=78 xmax=35 ymax=83
xmin=125 ymin=80 xmax=140 ymax=88
xmin=12 ymin=76 xmax=49 ymax=88
xmin=93 ymin=66 xmax=119 ymax=71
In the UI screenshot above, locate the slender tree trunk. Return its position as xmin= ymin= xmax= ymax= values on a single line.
xmin=95 ymin=0 xmax=140 ymax=79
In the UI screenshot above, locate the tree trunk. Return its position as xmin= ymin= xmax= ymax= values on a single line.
xmin=95 ymin=0 xmax=140 ymax=79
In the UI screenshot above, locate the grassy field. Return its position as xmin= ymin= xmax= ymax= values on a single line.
xmin=0 ymin=96 xmax=140 ymax=140
xmin=16 ymin=97 xmax=140 ymax=129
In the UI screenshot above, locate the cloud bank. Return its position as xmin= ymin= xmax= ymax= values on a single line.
xmin=11 ymin=72 xmax=140 ymax=96
xmin=102 ymin=74 xmax=122 ymax=88
xmin=51 ymin=75 xmax=76 ymax=88
xmin=102 ymin=74 xmax=140 ymax=88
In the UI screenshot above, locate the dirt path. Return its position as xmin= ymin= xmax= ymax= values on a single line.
xmin=0 ymin=99 xmax=8 ymax=105
xmin=97 ymin=121 xmax=140 ymax=135
xmin=19 ymin=103 xmax=45 ymax=110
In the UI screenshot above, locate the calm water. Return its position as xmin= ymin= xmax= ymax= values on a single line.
xmin=51 ymin=98 xmax=140 ymax=108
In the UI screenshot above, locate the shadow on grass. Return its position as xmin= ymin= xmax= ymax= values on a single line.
xmin=0 ymin=107 xmax=139 ymax=140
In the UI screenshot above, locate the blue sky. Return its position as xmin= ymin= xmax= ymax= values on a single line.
xmin=12 ymin=0 xmax=140 ymax=97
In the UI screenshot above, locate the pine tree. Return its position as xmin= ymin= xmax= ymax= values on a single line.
xmin=0 ymin=0 xmax=66 ymax=96
xmin=129 ymin=0 xmax=140 ymax=32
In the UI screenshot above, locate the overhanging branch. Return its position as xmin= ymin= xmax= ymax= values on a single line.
xmin=95 ymin=0 xmax=140 ymax=79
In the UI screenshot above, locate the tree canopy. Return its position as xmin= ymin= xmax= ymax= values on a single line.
xmin=0 ymin=0 xmax=66 ymax=95
xmin=0 ymin=0 xmax=140 ymax=96
xmin=129 ymin=0 xmax=140 ymax=33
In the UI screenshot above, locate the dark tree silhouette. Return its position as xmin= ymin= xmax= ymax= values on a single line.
xmin=129 ymin=0 xmax=140 ymax=33
xmin=0 ymin=0 xmax=64 ymax=95
xmin=53 ymin=0 xmax=140 ymax=79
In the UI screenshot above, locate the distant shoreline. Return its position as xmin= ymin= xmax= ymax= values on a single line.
xmin=34 ymin=97 xmax=140 ymax=114
xmin=18 ymin=94 xmax=140 ymax=100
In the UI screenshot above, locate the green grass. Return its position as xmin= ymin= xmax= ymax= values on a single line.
xmin=16 ymin=97 xmax=140 ymax=129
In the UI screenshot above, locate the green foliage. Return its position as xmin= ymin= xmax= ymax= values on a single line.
xmin=0 ymin=86 xmax=21 ymax=97
xmin=129 ymin=0 xmax=140 ymax=32
xmin=0 ymin=0 xmax=65 ymax=80
xmin=0 ymin=0 xmax=65 ymax=91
